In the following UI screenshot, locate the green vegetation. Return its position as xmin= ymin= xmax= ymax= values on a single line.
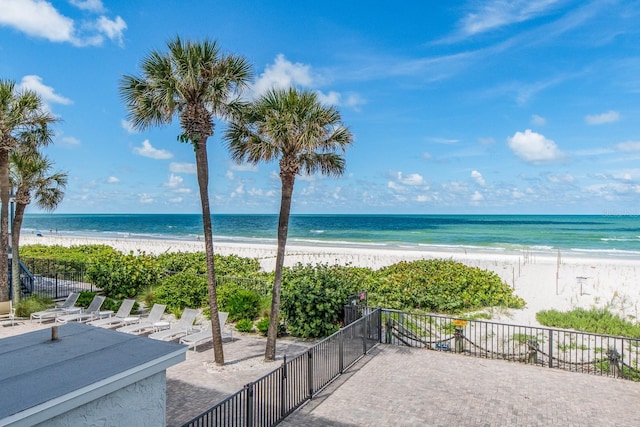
xmin=367 ymin=259 xmax=525 ymax=313
xmin=235 ymin=319 xmax=254 ymax=333
xmin=256 ymin=317 xmax=270 ymax=336
xmin=536 ymin=307 xmax=640 ymax=338
xmin=15 ymin=295 xmax=52 ymax=317
xmin=86 ymin=251 xmax=162 ymax=299
xmin=20 ymin=245 xmax=527 ymax=340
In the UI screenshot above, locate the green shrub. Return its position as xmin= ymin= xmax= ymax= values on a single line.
xmin=85 ymin=251 xmax=162 ymax=299
xmin=223 ymin=289 xmax=261 ymax=322
xmin=536 ymin=307 xmax=640 ymax=338
xmin=235 ymin=318 xmax=254 ymax=332
xmin=367 ymin=259 xmax=525 ymax=313
xmin=154 ymin=252 xmax=263 ymax=277
xmin=154 ymin=272 xmax=208 ymax=312
xmin=15 ymin=295 xmax=53 ymax=317
xmin=21 ymin=244 xmax=118 ymax=275
xmin=77 ymin=291 xmax=97 ymax=308
xmin=281 ymin=263 xmax=366 ymax=338
xmin=256 ymin=317 xmax=270 ymax=336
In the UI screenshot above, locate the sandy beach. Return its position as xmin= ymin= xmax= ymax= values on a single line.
xmin=19 ymin=234 xmax=640 ymax=328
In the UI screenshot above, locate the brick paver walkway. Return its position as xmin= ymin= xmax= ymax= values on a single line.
xmin=280 ymin=345 xmax=640 ymax=426
xmin=165 ymin=333 xmax=313 ymax=427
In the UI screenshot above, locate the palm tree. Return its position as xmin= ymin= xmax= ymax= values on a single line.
xmin=10 ymin=148 xmax=67 ymax=302
xmin=225 ymin=87 xmax=354 ymax=361
xmin=120 ymin=36 xmax=251 ymax=365
xmin=0 ymin=80 xmax=57 ymax=301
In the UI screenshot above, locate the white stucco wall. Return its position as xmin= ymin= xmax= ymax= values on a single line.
xmin=34 ymin=372 xmax=166 ymax=427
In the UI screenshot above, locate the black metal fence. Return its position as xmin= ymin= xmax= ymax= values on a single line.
xmin=19 ymin=258 xmax=95 ymax=300
xmin=378 ymin=308 xmax=640 ymax=381
xmin=182 ymin=308 xmax=381 ymax=427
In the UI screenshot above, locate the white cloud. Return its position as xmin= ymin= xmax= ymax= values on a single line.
xmin=316 ymin=91 xmax=340 ymax=105
xmin=170 ymin=162 xmax=196 ymax=174
xmin=225 ymin=171 xmax=234 ymax=180
xmin=18 ymin=75 xmax=72 ymax=110
xmin=133 ymin=140 xmax=173 ymax=160
xmin=316 ymin=91 xmax=366 ymax=110
xmin=0 ymin=0 xmax=126 ymax=46
xmin=0 ymin=0 xmax=74 ymax=42
xmin=471 ymin=170 xmax=486 ymax=186
xmin=585 ymin=110 xmax=620 ymax=125
xmin=252 ymin=54 xmax=314 ymax=96
xmin=507 ymin=129 xmax=563 ymax=163
xmin=61 ymin=136 xmax=80 ymax=146
xmin=231 ymin=184 xmax=245 ymax=197
xmin=69 ymin=0 xmax=105 ymax=12
xmin=168 ymin=197 xmax=183 ymax=204
xmin=106 ymin=176 xmax=119 ymax=183
xmin=387 ymin=181 xmax=405 ymax=192
xmin=471 ymin=191 xmax=484 ymax=202
xmin=478 ymin=137 xmax=495 ymax=145
xmin=121 ymin=119 xmax=137 ymax=134
xmin=616 ymin=141 xmax=640 ymax=152
xmin=428 ymin=137 xmax=459 ymax=144
xmin=547 ymin=173 xmax=574 ymax=183
xmin=139 ymin=193 xmax=154 ymax=204
xmin=164 ymin=174 xmax=183 ymax=189
xmin=95 ymin=15 xmax=126 ymax=46
xmin=229 ymin=163 xmax=258 ymax=172
xmin=422 ymin=152 xmax=432 ymax=160
xmin=458 ymin=0 xmax=562 ymax=36
xmin=397 ymin=172 xmax=426 ymax=186
xmin=531 ymin=114 xmax=546 ymax=126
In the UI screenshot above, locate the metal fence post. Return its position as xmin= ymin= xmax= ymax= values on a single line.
xmin=378 ymin=309 xmax=382 ymax=343
xmin=339 ymin=331 xmax=344 ymax=374
xmin=245 ymin=383 xmax=254 ymax=427
xmin=362 ymin=318 xmax=367 ymax=355
xmin=548 ymin=329 xmax=553 ymax=368
xmin=55 ymin=273 xmax=59 ymax=299
xmin=280 ymin=355 xmax=287 ymax=418
xmin=307 ymin=349 xmax=314 ymax=399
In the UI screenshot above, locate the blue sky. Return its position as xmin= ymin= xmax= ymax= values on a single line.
xmin=1 ymin=0 xmax=639 ymax=215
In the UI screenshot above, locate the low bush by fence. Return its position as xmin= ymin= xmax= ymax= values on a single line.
xmin=182 ymin=308 xmax=381 ymax=427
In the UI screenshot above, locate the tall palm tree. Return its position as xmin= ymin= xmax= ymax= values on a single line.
xmin=225 ymin=87 xmax=354 ymax=361
xmin=0 ymin=80 xmax=56 ymax=301
xmin=10 ymin=149 xmax=67 ymax=302
xmin=120 ymin=36 xmax=251 ymax=365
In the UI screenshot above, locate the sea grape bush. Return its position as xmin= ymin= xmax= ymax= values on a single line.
xmin=20 ymin=244 xmax=117 ymax=275
xmin=366 ymin=259 xmax=525 ymax=312
xmin=155 ymin=252 xmax=262 ymax=277
xmin=85 ymin=251 xmax=162 ymax=299
xmin=154 ymin=272 xmax=208 ymax=312
xmin=280 ymin=263 xmax=367 ymax=338
xmin=222 ymin=288 xmax=261 ymax=321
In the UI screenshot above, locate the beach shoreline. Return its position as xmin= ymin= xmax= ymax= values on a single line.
xmin=19 ymin=234 xmax=640 ymax=328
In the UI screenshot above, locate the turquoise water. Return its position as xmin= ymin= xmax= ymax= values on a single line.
xmin=20 ymin=214 xmax=640 ymax=258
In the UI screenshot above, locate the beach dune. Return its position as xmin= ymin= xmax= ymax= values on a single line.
xmin=19 ymin=234 xmax=640 ymax=328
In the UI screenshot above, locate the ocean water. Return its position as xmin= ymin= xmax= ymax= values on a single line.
xmin=19 ymin=214 xmax=640 ymax=258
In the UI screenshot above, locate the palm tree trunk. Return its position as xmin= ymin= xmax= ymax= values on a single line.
xmin=0 ymin=149 xmax=9 ymax=301
xmin=265 ymin=173 xmax=295 ymax=361
xmin=194 ymin=139 xmax=224 ymax=365
xmin=11 ymin=203 xmax=25 ymax=303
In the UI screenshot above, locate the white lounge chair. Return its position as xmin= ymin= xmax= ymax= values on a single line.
xmin=30 ymin=292 xmax=80 ymax=323
xmin=87 ymin=299 xmax=136 ymax=328
xmin=116 ymin=303 xmax=166 ymax=334
xmin=149 ymin=308 xmax=200 ymax=341
xmin=180 ymin=312 xmax=231 ymax=351
xmin=0 ymin=301 xmax=16 ymax=326
xmin=56 ymin=295 xmax=106 ymax=324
